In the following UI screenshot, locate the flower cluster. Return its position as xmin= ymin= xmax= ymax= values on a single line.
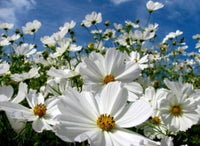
xmin=0 ymin=1 xmax=200 ymax=146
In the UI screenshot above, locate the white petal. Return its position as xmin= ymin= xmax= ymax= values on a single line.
xmin=55 ymin=123 xmax=98 ymax=143
xmin=12 ymin=82 xmax=27 ymax=103
xmin=0 ymin=102 xmax=35 ymax=120
xmin=105 ymin=49 xmax=125 ymax=75
xmin=6 ymin=112 xmax=26 ymax=133
xmin=116 ymin=62 xmax=141 ymax=82
xmin=116 ymin=99 xmax=152 ymax=128
xmin=32 ymin=118 xmax=52 ymax=133
xmin=26 ymin=90 xmax=44 ymax=108
xmin=124 ymin=82 xmax=143 ymax=95
xmin=88 ymin=131 xmax=112 ymax=146
xmin=0 ymin=86 xmax=13 ymax=101
xmin=110 ymin=129 xmax=159 ymax=146
xmin=98 ymin=82 xmax=128 ymax=116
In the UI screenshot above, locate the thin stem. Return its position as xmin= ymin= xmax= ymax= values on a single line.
xmin=145 ymin=12 xmax=152 ymax=27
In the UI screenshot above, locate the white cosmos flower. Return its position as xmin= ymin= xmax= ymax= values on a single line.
xmin=11 ymin=67 xmax=40 ymax=82
xmin=116 ymin=31 xmax=136 ymax=47
xmin=0 ymin=22 xmax=14 ymax=30
xmin=81 ymin=11 xmax=102 ymax=27
xmin=47 ymin=66 xmax=79 ymax=79
xmin=22 ymin=20 xmax=42 ymax=35
xmin=195 ymin=41 xmax=200 ymax=49
xmin=54 ymin=82 xmax=159 ymax=146
xmin=127 ymin=51 xmax=149 ymax=70
xmin=125 ymin=20 xmax=139 ymax=28
xmin=78 ymin=49 xmax=143 ymax=101
xmin=162 ymin=30 xmax=183 ymax=43
xmin=159 ymin=79 xmax=200 ymax=132
xmin=113 ymin=23 xmax=123 ymax=32
xmin=0 ymin=89 xmax=61 ymax=133
xmin=60 ymin=20 xmax=76 ymax=32
xmin=0 ymin=38 xmax=10 ymax=46
xmin=7 ymin=34 xmax=20 ymax=43
xmin=40 ymin=35 xmax=56 ymax=48
xmin=12 ymin=43 xmax=36 ymax=57
xmin=146 ymin=1 xmax=164 ymax=13
xmin=0 ymin=61 xmax=10 ymax=76
xmin=50 ymin=38 xmax=82 ymax=58
xmin=0 ymin=82 xmax=27 ymax=133
xmin=141 ymin=86 xmax=168 ymax=139
xmin=192 ymin=34 xmax=200 ymax=40
xmin=133 ymin=30 xmax=155 ymax=43
xmin=46 ymin=78 xmax=71 ymax=96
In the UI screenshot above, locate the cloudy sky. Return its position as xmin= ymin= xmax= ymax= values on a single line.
xmin=0 ymin=0 xmax=200 ymax=52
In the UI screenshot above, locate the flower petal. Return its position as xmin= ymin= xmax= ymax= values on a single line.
xmin=116 ymin=99 xmax=152 ymax=128
xmin=98 ymin=82 xmax=128 ymax=116
xmin=12 ymin=82 xmax=27 ymax=103
xmin=32 ymin=118 xmax=52 ymax=133
xmin=0 ymin=85 xmax=13 ymax=101
xmin=110 ymin=129 xmax=159 ymax=146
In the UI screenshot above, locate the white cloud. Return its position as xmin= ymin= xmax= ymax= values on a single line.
xmin=110 ymin=0 xmax=132 ymax=5
xmin=0 ymin=0 xmax=36 ymax=24
xmin=0 ymin=8 xmax=16 ymax=23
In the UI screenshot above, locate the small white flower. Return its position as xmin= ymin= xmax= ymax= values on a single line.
xmin=40 ymin=35 xmax=56 ymax=48
xmin=12 ymin=43 xmax=36 ymax=57
xmin=103 ymin=29 xmax=116 ymax=40
xmin=133 ymin=30 xmax=155 ymax=43
xmin=11 ymin=67 xmax=40 ymax=82
xmin=162 ymin=30 xmax=183 ymax=43
xmin=141 ymin=86 xmax=169 ymax=139
xmin=7 ymin=34 xmax=20 ymax=43
xmin=46 ymin=78 xmax=71 ymax=96
xmin=81 ymin=11 xmax=102 ymax=27
xmin=146 ymin=0 xmax=164 ymax=13
xmin=192 ymin=34 xmax=200 ymax=40
xmin=22 ymin=20 xmax=42 ymax=35
xmin=116 ymin=32 xmax=135 ymax=47
xmin=195 ymin=41 xmax=200 ymax=49
xmin=125 ymin=20 xmax=139 ymax=28
xmin=47 ymin=66 xmax=79 ymax=79
xmin=60 ymin=20 xmax=76 ymax=32
xmin=0 ymin=38 xmax=10 ymax=46
xmin=0 ymin=89 xmax=61 ymax=133
xmin=159 ymin=79 xmax=200 ymax=132
xmin=113 ymin=23 xmax=123 ymax=32
xmin=0 ymin=23 xmax=14 ymax=30
xmin=127 ymin=51 xmax=149 ymax=70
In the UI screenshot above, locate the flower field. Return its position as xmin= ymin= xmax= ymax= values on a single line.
xmin=0 ymin=1 xmax=200 ymax=145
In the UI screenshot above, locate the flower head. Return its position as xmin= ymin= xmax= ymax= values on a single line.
xmin=159 ymin=79 xmax=200 ymax=132
xmin=0 ymin=23 xmax=14 ymax=30
xmin=0 ymin=89 xmax=61 ymax=133
xmin=78 ymin=49 xmax=142 ymax=101
xmin=81 ymin=11 xmax=102 ymax=27
xmin=146 ymin=1 xmax=164 ymax=13
xmin=54 ymin=82 xmax=158 ymax=145
xmin=22 ymin=20 xmax=42 ymax=35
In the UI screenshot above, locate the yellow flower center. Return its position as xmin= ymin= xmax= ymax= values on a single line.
xmin=152 ymin=116 xmax=161 ymax=124
xmin=33 ymin=104 xmax=47 ymax=118
xmin=134 ymin=58 xmax=138 ymax=62
xmin=103 ymin=74 xmax=115 ymax=84
xmin=97 ymin=114 xmax=115 ymax=131
xmin=171 ymin=105 xmax=182 ymax=116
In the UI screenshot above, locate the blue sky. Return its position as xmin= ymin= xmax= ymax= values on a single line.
xmin=0 ymin=0 xmax=200 ymax=52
